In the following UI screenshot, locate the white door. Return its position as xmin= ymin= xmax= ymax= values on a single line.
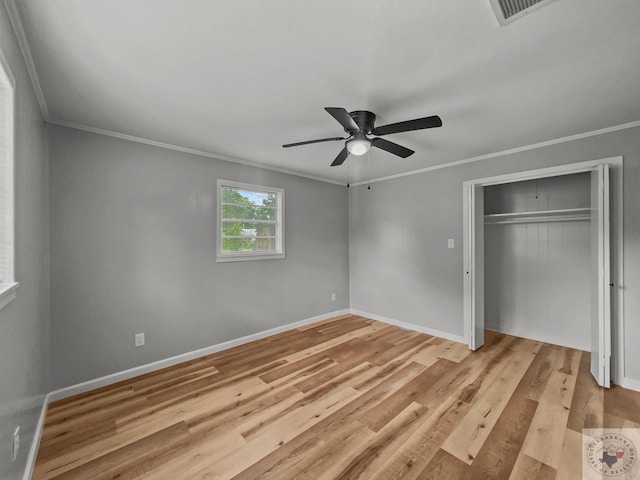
xmin=464 ymin=184 xmax=484 ymax=350
xmin=590 ymin=165 xmax=611 ymax=387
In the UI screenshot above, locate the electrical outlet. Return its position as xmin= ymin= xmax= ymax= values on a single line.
xmin=12 ymin=427 xmax=19 ymax=461
xmin=135 ymin=333 xmax=145 ymax=347
xmin=331 ymin=293 xmax=336 ymax=302
xmin=448 ymin=238 xmax=455 ymax=249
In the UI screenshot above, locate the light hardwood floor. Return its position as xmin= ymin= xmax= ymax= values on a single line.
xmin=34 ymin=315 xmax=640 ymax=479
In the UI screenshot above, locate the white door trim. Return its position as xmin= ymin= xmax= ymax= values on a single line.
xmin=462 ymin=156 xmax=624 ymax=384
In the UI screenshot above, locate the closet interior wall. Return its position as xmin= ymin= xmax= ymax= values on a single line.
xmin=484 ymin=173 xmax=591 ymax=351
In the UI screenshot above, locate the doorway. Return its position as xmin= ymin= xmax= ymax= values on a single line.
xmin=462 ymin=158 xmax=623 ymax=388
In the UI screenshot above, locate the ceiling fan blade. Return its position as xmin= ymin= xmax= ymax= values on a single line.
xmin=372 ymin=115 xmax=442 ymax=136
xmin=371 ymin=137 xmax=414 ymax=158
xmin=325 ymin=107 xmax=359 ymax=132
xmin=282 ymin=136 xmax=346 ymax=148
xmin=330 ymin=147 xmax=349 ymax=166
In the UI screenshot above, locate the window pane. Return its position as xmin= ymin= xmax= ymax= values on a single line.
xmin=222 ymin=237 xmax=255 ymax=253
xmin=223 ymin=186 xmax=277 ymax=208
xmin=222 ymin=204 xmax=277 ymax=221
xmin=222 ymin=235 xmax=277 ymax=253
xmin=254 ymin=238 xmax=276 ymax=251
xmin=222 ymin=221 xmax=276 ymax=237
xmin=218 ymin=182 xmax=283 ymax=259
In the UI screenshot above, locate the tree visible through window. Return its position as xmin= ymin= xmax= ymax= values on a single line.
xmin=217 ymin=180 xmax=284 ymax=261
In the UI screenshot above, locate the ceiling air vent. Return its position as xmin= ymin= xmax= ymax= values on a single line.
xmin=489 ymin=0 xmax=557 ymax=25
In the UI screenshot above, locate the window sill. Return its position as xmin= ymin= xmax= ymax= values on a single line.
xmin=0 ymin=282 xmax=19 ymax=311
xmin=217 ymin=253 xmax=285 ymax=263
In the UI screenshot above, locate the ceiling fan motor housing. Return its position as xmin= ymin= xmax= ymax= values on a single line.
xmin=348 ymin=110 xmax=376 ymax=134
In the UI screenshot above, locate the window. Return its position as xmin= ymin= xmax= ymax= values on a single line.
xmin=217 ymin=180 xmax=285 ymax=262
xmin=0 ymin=47 xmax=17 ymax=310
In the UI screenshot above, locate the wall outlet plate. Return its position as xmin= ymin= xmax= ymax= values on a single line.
xmin=448 ymin=239 xmax=455 ymax=249
xmin=135 ymin=333 xmax=145 ymax=347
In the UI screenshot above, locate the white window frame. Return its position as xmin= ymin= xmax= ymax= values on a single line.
xmin=216 ymin=179 xmax=285 ymax=262
xmin=0 ymin=46 xmax=18 ymax=310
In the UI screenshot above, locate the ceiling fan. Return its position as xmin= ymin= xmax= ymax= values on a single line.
xmin=282 ymin=107 xmax=442 ymax=166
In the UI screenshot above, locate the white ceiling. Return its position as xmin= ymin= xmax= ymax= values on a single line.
xmin=11 ymin=0 xmax=640 ymax=184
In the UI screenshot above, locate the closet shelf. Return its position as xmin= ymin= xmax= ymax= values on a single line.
xmin=484 ymin=207 xmax=591 ymax=225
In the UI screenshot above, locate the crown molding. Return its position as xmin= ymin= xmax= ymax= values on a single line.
xmin=351 ymin=119 xmax=640 ymax=187
xmin=4 ymin=0 xmax=49 ymax=119
xmin=49 ymin=117 xmax=640 ymax=189
xmin=47 ymin=117 xmax=345 ymax=186
xmin=6 ymin=0 xmax=637 ymax=189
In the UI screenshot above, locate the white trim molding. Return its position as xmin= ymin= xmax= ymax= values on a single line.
xmin=19 ymin=308 xmax=639 ymax=479
xmin=21 ymin=309 xmax=350 ymax=479
xmin=50 ymin=117 xmax=640 ymax=190
xmin=0 ymin=43 xmax=17 ymax=311
xmin=47 ymin=309 xmax=349 ymax=403
xmin=216 ymin=179 xmax=285 ymax=263
xmin=22 ymin=395 xmax=48 ymax=480
xmin=47 ymin=118 xmax=346 ymax=186
xmin=619 ymin=377 xmax=640 ymax=393
xmin=462 ymin=156 xmax=625 ymax=387
xmin=351 ymin=120 xmax=640 ymax=187
xmin=3 ymin=0 xmax=49 ymax=119
xmin=486 ymin=324 xmax=590 ymax=353
xmin=350 ymin=309 xmax=467 ymax=344
xmin=0 ymin=281 xmax=18 ymax=310
xmin=461 ymin=156 xmax=624 ymax=188
xmin=4 ymin=0 xmax=638 ymax=190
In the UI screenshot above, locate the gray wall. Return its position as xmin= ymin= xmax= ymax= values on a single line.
xmin=0 ymin=5 xmax=50 ymax=479
xmin=350 ymin=126 xmax=640 ymax=384
xmin=49 ymin=125 xmax=349 ymax=389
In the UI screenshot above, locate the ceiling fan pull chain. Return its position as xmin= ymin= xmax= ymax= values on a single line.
xmin=367 ymin=150 xmax=372 ymax=190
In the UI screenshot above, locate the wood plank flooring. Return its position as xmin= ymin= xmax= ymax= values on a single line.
xmin=33 ymin=315 xmax=640 ymax=479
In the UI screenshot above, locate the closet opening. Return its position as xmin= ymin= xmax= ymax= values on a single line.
xmin=463 ymin=158 xmax=623 ymax=388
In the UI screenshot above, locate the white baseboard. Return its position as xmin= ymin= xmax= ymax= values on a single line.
xmin=22 ymin=394 xmax=49 ymax=480
xmin=48 ymin=309 xmax=350 ymax=403
xmin=22 ymin=309 xmax=348 ymax=480
xmin=485 ymin=323 xmax=590 ymax=352
xmin=485 ymin=325 xmax=639 ymax=393
xmin=23 ymin=307 xmax=637 ymax=480
xmin=618 ymin=376 xmax=640 ymax=393
xmin=350 ymin=309 xmax=467 ymax=344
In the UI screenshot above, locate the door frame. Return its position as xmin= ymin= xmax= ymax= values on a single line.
xmin=462 ymin=156 xmax=624 ymax=383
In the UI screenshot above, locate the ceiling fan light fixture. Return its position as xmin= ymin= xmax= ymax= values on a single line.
xmin=346 ymin=137 xmax=371 ymax=156
xmin=283 ymin=107 xmax=442 ymax=166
